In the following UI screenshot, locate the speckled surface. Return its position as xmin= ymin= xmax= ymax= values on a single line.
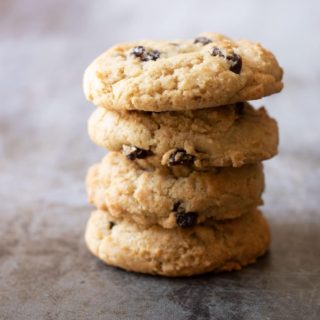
xmin=1 ymin=1 xmax=320 ymax=319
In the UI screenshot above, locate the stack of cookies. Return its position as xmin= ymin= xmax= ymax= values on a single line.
xmin=83 ymin=33 xmax=283 ymax=277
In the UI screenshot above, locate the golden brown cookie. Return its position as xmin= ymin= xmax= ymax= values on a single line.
xmin=86 ymin=152 xmax=264 ymax=228
xmin=85 ymin=208 xmax=270 ymax=277
xmin=88 ymin=102 xmax=278 ymax=169
xmin=83 ymin=32 xmax=283 ymax=112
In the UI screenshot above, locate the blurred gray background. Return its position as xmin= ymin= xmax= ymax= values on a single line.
xmin=1 ymin=1 xmax=319 ymax=319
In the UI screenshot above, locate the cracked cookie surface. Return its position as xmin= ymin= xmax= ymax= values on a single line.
xmin=86 ymin=152 xmax=264 ymax=228
xmin=83 ymin=32 xmax=283 ymax=112
xmin=88 ymin=102 xmax=278 ymax=169
xmin=85 ymin=208 xmax=270 ymax=277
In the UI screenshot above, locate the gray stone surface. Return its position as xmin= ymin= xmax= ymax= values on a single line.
xmin=0 ymin=0 xmax=320 ymax=319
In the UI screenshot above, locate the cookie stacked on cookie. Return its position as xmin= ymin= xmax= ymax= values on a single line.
xmin=83 ymin=33 xmax=283 ymax=277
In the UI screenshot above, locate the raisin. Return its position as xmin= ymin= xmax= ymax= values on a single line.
xmin=146 ymin=50 xmax=160 ymax=61
xmin=109 ymin=221 xmax=115 ymax=229
xmin=123 ymin=146 xmax=152 ymax=160
xmin=131 ymin=46 xmax=160 ymax=61
xmin=211 ymin=46 xmax=224 ymax=58
xmin=176 ymin=212 xmax=198 ymax=228
xmin=167 ymin=149 xmax=195 ymax=166
xmin=234 ymin=102 xmax=245 ymax=115
xmin=194 ymin=37 xmax=212 ymax=45
xmin=132 ymin=46 xmax=146 ymax=58
xmin=227 ymin=53 xmax=242 ymax=74
xmin=210 ymin=47 xmax=242 ymax=74
xmin=172 ymin=201 xmax=198 ymax=228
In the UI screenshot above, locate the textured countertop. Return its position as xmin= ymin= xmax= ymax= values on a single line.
xmin=1 ymin=1 xmax=320 ymax=319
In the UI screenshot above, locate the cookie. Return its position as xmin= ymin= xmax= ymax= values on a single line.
xmin=88 ymin=102 xmax=278 ymax=169
xmin=85 ymin=208 xmax=270 ymax=277
xmin=86 ymin=152 xmax=264 ymax=228
xmin=83 ymin=32 xmax=283 ymax=112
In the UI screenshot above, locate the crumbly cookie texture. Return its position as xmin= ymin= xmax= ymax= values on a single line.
xmin=83 ymin=32 xmax=283 ymax=112
xmin=86 ymin=152 xmax=264 ymax=229
xmin=85 ymin=208 xmax=270 ymax=277
xmin=88 ymin=102 xmax=278 ymax=169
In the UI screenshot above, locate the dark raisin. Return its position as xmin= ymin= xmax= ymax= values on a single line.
xmin=176 ymin=212 xmax=198 ymax=228
xmin=109 ymin=221 xmax=115 ymax=229
xmin=194 ymin=37 xmax=212 ymax=45
xmin=210 ymin=48 xmax=242 ymax=74
xmin=211 ymin=46 xmax=224 ymax=57
xmin=172 ymin=201 xmax=198 ymax=228
xmin=226 ymin=53 xmax=242 ymax=74
xmin=131 ymin=46 xmax=146 ymax=58
xmin=234 ymin=102 xmax=245 ymax=115
xmin=131 ymin=46 xmax=160 ymax=61
xmin=145 ymin=50 xmax=160 ymax=61
xmin=167 ymin=148 xmax=195 ymax=166
xmin=123 ymin=146 xmax=152 ymax=160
